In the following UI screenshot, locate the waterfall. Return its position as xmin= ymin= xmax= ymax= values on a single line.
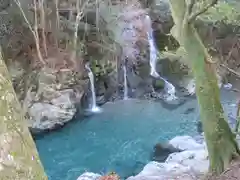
xmin=123 ymin=64 xmax=128 ymax=100
xmin=145 ymin=15 xmax=177 ymax=101
xmin=85 ymin=63 xmax=101 ymax=112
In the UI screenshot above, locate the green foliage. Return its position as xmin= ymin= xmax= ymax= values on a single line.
xmin=200 ymin=1 xmax=240 ymax=25
xmin=153 ymin=79 xmax=165 ymax=89
xmin=91 ymin=59 xmax=114 ymax=79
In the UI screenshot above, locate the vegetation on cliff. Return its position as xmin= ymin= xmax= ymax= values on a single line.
xmin=1 ymin=0 xmax=240 ymax=179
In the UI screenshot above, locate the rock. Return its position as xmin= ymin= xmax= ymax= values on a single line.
xmin=96 ymin=95 xmax=106 ymax=106
xmin=152 ymin=79 xmax=165 ymax=91
xmin=126 ymin=161 xmax=199 ymax=180
xmin=169 ymin=136 xmax=205 ymax=150
xmin=77 ymin=172 xmax=101 ymax=180
xmin=127 ymin=136 xmax=207 ymax=180
xmin=28 ymin=89 xmax=83 ymax=132
xmin=8 ymin=62 xmax=88 ymax=134
xmin=137 ymin=161 xmax=191 ymax=176
xmin=166 ymin=149 xmax=209 ymax=173
xmin=127 ymin=172 xmax=201 ymax=180
xmin=183 ymin=108 xmax=195 ymax=114
xmin=151 ymin=143 xmax=181 ymax=162
xmin=197 ymin=121 xmax=203 ymax=133
xmin=223 ymin=83 xmax=233 ymax=90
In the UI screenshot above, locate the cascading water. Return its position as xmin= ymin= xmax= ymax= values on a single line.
xmin=145 ymin=15 xmax=177 ymax=101
xmin=85 ymin=63 xmax=101 ymax=112
xmin=123 ymin=64 xmax=128 ymax=100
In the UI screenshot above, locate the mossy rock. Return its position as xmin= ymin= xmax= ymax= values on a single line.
xmin=153 ymin=79 xmax=165 ymax=90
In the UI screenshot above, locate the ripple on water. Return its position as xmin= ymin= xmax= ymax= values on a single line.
xmin=35 ymin=90 xmax=238 ymax=180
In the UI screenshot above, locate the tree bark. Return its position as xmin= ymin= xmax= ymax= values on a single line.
xmin=234 ymin=99 xmax=240 ymax=134
xmin=0 ymin=50 xmax=47 ymax=179
xmin=168 ymin=0 xmax=240 ymax=175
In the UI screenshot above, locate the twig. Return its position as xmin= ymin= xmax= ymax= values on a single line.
xmin=220 ymin=64 xmax=240 ymax=78
xmin=188 ymin=0 xmax=219 ymax=23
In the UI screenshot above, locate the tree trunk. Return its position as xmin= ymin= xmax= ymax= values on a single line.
xmin=0 ymin=50 xmax=47 ymax=179
xmin=169 ymin=0 xmax=240 ymax=175
xmin=234 ymin=99 xmax=240 ymax=135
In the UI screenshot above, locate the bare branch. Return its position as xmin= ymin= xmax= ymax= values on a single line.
xmin=183 ymin=0 xmax=195 ymax=30
xmin=188 ymin=0 xmax=218 ymax=23
xmin=13 ymin=0 xmax=45 ymax=65
xmin=188 ymin=0 xmax=195 ymax=15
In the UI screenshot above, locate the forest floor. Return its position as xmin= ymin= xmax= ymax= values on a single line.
xmin=205 ymin=160 xmax=240 ymax=180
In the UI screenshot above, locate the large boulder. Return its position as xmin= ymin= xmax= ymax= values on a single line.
xmin=126 ymin=161 xmax=201 ymax=180
xmin=8 ymin=61 xmax=88 ymax=134
xmin=169 ymin=136 xmax=205 ymax=151
xmin=166 ymin=149 xmax=209 ymax=173
xmin=127 ymin=136 xmax=207 ymax=180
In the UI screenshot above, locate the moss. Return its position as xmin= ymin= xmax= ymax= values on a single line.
xmin=0 ymin=50 xmax=47 ymax=179
xmin=199 ymin=1 xmax=240 ymax=26
xmin=153 ymin=79 xmax=165 ymax=90
xmin=169 ymin=0 xmax=240 ymax=175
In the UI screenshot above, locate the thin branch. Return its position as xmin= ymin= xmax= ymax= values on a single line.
xmin=188 ymin=0 xmax=196 ymax=15
xmin=188 ymin=0 xmax=218 ymax=23
xmin=55 ymin=0 xmax=60 ymax=29
xmin=13 ymin=0 xmax=45 ymax=65
xmin=39 ymin=0 xmax=48 ymax=57
xmin=220 ymin=64 xmax=240 ymax=78
xmin=183 ymin=0 xmax=195 ymax=29
xmin=33 ymin=0 xmax=45 ymax=64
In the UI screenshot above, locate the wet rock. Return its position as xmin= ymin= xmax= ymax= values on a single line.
xmin=183 ymin=108 xmax=195 ymax=114
xmin=160 ymin=98 xmax=187 ymax=110
xmin=96 ymin=95 xmax=106 ymax=106
xmin=197 ymin=121 xmax=203 ymax=133
xmin=151 ymin=143 xmax=181 ymax=162
xmin=152 ymin=78 xmax=165 ymax=91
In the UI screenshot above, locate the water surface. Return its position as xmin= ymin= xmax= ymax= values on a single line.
xmin=35 ymin=90 xmax=238 ymax=180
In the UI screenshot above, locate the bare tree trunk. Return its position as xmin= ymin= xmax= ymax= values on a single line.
xmin=0 ymin=50 xmax=47 ymax=179
xmin=168 ymin=0 xmax=240 ymax=175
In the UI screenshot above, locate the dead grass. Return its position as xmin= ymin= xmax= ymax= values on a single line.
xmin=205 ymin=160 xmax=240 ymax=180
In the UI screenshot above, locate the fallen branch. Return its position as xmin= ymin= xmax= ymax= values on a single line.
xmin=220 ymin=64 xmax=240 ymax=78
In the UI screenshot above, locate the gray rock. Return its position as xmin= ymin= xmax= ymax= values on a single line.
xmin=126 ymin=161 xmax=194 ymax=180
xmin=126 ymin=136 xmax=207 ymax=180
xmin=76 ymin=172 xmax=101 ymax=180
xmin=28 ymin=90 xmax=77 ymax=131
xmin=166 ymin=149 xmax=209 ymax=173
xmin=169 ymin=136 xmax=205 ymax=151
xmin=8 ymin=64 xmax=87 ymax=134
